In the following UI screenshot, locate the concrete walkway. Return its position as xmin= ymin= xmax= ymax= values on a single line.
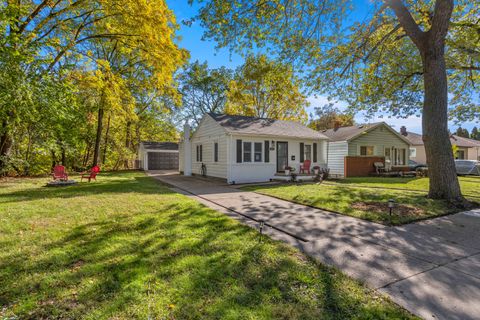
xmin=148 ymin=171 xmax=480 ymax=320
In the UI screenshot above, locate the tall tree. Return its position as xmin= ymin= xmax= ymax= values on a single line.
xmin=193 ymin=0 xmax=479 ymax=206
xmin=471 ymin=127 xmax=480 ymax=141
xmin=177 ymin=61 xmax=233 ymax=126
xmin=309 ymin=104 xmax=355 ymax=131
xmin=225 ymin=55 xmax=308 ymax=122
xmin=455 ymin=127 xmax=470 ymax=138
xmin=0 ymin=0 xmax=187 ymax=171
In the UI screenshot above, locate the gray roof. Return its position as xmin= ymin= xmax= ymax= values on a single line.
xmin=402 ymin=132 xmax=480 ymax=148
xmin=401 ymin=131 xmax=424 ymax=145
xmin=141 ymin=142 xmax=178 ymax=150
xmin=322 ymin=123 xmax=383 ymax=142
xmin=208 ymin=113 xmax=329 ymax=140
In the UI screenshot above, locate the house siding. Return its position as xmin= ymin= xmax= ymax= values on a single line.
xmin=228 ymin=135 xmax=328 ymax=184
xmin=190 ymin=116 xmax=228 ymax=179
xmin=327 ymin=141 xmax=348 ymax=177
xmin=348 ymin=126 xmax=410 ymax=156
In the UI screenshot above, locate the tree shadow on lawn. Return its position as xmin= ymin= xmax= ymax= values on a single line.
xmin=0 ymin=175 xmax=172 ymax=204
xmin=292 ymin=186 xmax=456 ymax=225
xmin=0 ymin=202 xmax=409 ymax=319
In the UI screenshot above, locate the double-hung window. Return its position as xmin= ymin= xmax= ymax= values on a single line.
xmin=196 ymin=144 xmax=203 ymax=162
xmin=254 ymin=142 xmax=262 ymax=162
xmin=243 ymin=142 xmax=252 ymax=162
xmin=214 ymin=142 xmax=218 ymax=162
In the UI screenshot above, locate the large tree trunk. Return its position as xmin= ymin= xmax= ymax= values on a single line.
xmin=92 ymin=106 xmax=104 ymax=166
xmin=124 ymin=121 xmax=132 ymax=169
xmin=389 ymin=0 xmax=468 ymax=207
xmin=422 ymin=52 xmax=464 ymax=203
xmin=102 ymin=114 xmax=111 ymax=165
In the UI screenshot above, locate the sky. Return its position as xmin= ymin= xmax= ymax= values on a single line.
xmin=167 ymin=0 xmax=479 ymax=135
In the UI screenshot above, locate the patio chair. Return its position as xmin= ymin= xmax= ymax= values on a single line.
xmin=300 ymin=160 xmax=311 ymax=174
xmin=81 ymin=165 xmax=100 ymax=182
xmin=52 ymin=165 xmax=68 ymax=181
xmin=373 ymin=162 xmax=386 ymax=174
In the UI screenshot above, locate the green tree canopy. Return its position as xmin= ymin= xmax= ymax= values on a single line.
xmin=192 ymin=0 xmax=479 ymax=205
xmin=309 ymin=104 xmax=355 ymax=131
xmin=225 ymin=55 xmax=308 ymax=122
xmin=177 ymin=61 xmax=233 ymax=126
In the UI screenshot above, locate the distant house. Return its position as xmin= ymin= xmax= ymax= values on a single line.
xmin=400 ymin=127 xmax=480 ymax=163
xmin=138 ymin=142 xmax=179 ymax=170
xmin=179 ymin=113 xmax=329 ymax=184
xmin=322 ymin=122 xmax=411 ymax=177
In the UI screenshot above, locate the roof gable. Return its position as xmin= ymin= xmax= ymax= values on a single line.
xmin=206 ymin=113 xmax=329 ymax=140
xmin=323 ymin=122 xmax=411 ymax=145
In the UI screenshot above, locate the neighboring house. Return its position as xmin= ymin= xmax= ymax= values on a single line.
xmin=179 ymin=113 xmax=329 ymax=184
xmin=400 ymin=126 xmax=480 ymax=163
xmin=138 ymin=142 xmax=179 ymax=170
xmin=322 ymin=122 xmax=411 ymax=177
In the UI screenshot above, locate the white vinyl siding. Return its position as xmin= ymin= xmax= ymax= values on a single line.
xmin=327 ymin=141 xmax=348 ymax=177
xmin=190 ymin=115 xmax=228 ymax=179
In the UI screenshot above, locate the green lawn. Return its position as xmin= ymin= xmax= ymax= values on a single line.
xmin=0 ymin=172 xmax=414 ymax=319
xmin=326 ymin=176 xmax=480 ymax=201
xmin=243 ymin=177 xmax=479 ymax=225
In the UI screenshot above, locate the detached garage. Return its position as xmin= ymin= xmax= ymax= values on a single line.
xmin=138 ymin=142 xmax=179 ymax=171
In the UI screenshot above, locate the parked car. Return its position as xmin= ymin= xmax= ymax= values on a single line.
xmin=455 ymin=160 xmax=480 ymax=176
xmin=408 ymin=160 xmax=427 ymax=171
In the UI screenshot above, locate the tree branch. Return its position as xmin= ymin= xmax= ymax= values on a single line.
xmin=386 ymin=0 xmax=425 ymax=50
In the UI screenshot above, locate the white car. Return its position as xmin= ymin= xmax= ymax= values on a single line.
xmin=455 ymin=160 xmax=480 ymax=176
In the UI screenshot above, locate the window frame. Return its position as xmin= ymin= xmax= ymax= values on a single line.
xmin=214 ymin=142 xmax=218 ymax=162
xmin=360 ymin=145 xmax=374 ymax=156
xmin=243 ymin=142 xmax=252 ymax=162
xmin=254 ymin=142 xmax=262 ymax=162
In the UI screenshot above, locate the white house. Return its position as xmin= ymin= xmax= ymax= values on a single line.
xmin=179 ymin=113 xmax=329 ymax=184
xmin=322 ymin=122 xmax=412 ymax=177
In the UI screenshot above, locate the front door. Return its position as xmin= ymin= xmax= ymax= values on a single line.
xmin=276 ymin=142 xmax=288 ymax=172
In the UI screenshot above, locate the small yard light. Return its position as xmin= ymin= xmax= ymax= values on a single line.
xmin=388 ymin=199 xmax=395 ymax=225
xmin=258 ymin=220 xmax=265 ymax=242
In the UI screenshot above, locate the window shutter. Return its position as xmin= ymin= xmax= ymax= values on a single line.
xmin=214 ymin=142 xmax=218 ymax=162
xmin=196 ymin=145 xmax=199 ymax=162
xmin=236 ymin=139 xmax=242 ymax=163
xmin=264 ymin=141 xmax=270 ymax=163
xmin=313 ymin=143 xmax=317 ymax=162
xmin=200 ymin=145 xmax=203 ymax=162
xmin=300 ymin=143 xmax=304 ymax=162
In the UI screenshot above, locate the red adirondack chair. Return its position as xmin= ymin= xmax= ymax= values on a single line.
xmin=300 ymin=160 xmax=311 ymax=174
xmin=52 ymin=165 xmax=68 ymax=181
xmin=81 ymin=165 xmax=100 ymax=182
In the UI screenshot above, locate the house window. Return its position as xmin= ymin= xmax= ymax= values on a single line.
xmin=196 ymin=144 xmax=203 ymax=162
xmin=254 ymin=142 xmax=262 ymax=162
xmin=304 ymin=145 xmax=312 ymax=161
xmin=409 ymin=147 xmax=417 ymax=158
xmin=243 ymin=142 xmax=252 ymax=162
xmin=360 ymin=146 xmax=374 ymax=156
xmin=385 ymin=148 xmax=391 ymax=159
xmin=214 ymin=142 xmax=218 ymax=162
xmin=456 ymin=150 xmax=465 ymax=159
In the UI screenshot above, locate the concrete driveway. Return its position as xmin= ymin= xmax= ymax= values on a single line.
xmin=148 ymin=171 xmax=480 ymax=320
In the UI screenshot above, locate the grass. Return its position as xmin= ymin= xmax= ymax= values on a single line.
xmin=327 ymin=176 xmax=480 ymax=201
xmin=243 ymin=176 xmax=480 ymax=225
xmin=0 ymin=171 xmax=414 ymax=319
